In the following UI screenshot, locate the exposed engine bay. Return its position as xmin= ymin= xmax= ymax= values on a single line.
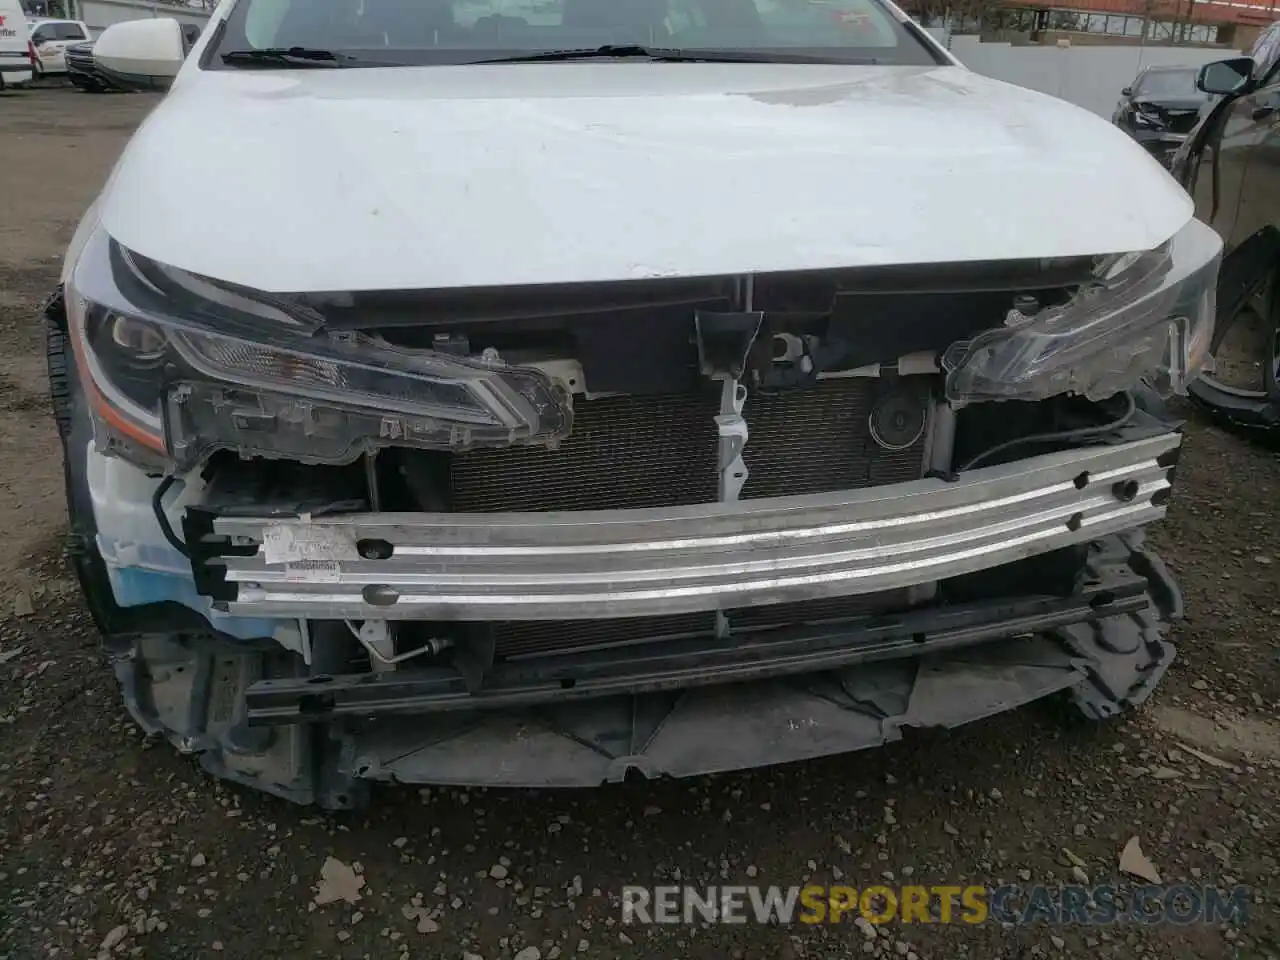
xmin=49 ymin=221 xmax=1219 ymax=807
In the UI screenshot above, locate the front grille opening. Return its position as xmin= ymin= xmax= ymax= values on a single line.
xmin=739 ymin=379 xmax=928 ymax=498
xmin=449 ymin=378 xmax=928 ymax=514
xmin=450 ymin=391 xmax=718 ymax=512
xmin=455 ymin=377 xmax=933 ymax=660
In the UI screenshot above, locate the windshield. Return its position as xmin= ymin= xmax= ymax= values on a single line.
xmin=211 ymin=0 xmax=942 ymax=66
xmin=1134 ymin=69 xmax=1203 ymax=99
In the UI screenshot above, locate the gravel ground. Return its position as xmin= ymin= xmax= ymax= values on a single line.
xmin=1 ymin=85 xmax=1277 ymax=960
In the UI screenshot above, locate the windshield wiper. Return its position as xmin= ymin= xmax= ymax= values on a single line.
xmin=473 ymin=44 xmax=867 ymax=65
xmin=221 ymin=47 xmax=372 ymax=69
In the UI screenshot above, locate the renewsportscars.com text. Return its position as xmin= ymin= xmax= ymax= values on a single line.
xmin=621 ymin=884 xmax=1250 ymax=927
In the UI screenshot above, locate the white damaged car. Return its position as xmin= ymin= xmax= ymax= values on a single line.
xmin=49 ymin=0 xmax=1218 ymax=807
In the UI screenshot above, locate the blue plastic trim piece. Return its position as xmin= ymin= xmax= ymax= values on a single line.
xmin=105 ymin=565 xmax=279 ymax=640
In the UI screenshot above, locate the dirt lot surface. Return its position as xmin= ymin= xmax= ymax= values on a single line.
xmin=1 ymin=86 xmax=1278 ymax=960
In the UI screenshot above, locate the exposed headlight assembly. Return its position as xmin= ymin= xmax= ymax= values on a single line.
xmin=65 ymin=230 xmax=572 ymax=472
xmin=944 ymin=217 xmax=1221 ymax=406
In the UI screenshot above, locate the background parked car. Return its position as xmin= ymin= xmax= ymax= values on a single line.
xmin=64 ymin=37 xmax=105 ymax=90
xmin=27 ymin=17 xmax=90 ymax=77
xmin=1112 ymin=65 xmax=1208 ymax=168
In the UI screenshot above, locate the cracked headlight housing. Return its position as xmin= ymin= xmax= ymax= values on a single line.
xmin=944 ymin=218 xmax=1221 ymax=406
xmin=65 ymin=230 xmax=572 ymax=472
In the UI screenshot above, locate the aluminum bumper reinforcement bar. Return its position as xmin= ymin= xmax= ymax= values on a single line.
xmin=202 ymin=433 xmax=1180 ymax=621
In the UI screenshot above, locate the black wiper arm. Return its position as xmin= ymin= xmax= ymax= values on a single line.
xmin=473 ymin=44 xmax=671 ymax=64
xmin=221 ymin=47 xmax=365 ymax=69
xmin=473 ymin=44 xmax=861 ymax=65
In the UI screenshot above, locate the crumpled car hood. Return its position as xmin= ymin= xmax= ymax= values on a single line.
xmin=98 ymin=62 xmax=1192 ymax=293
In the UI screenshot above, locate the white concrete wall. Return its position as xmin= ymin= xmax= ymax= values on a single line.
xmin=78 ymin=0 xmax=209 ymax=36
xmin=949 ymin=35 xmax=1241 ymax=118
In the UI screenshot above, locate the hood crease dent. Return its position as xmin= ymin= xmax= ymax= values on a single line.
xmin=101 ymin=62 xmax=1193 ymax=294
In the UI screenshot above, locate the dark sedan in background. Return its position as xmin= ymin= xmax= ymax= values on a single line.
xmin=1113 ymin=65 xmax=1208 ymax=167
xmin=65 ymin=39 xmax=109 ymax=92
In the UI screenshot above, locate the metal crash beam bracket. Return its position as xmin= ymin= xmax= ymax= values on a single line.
xmin=716 ymin=379 xmax=749 ymax=503
xmin=695 ymin=306 xmax=762 ymax=638
xmin=714 ymin=378 xmax=749 ymax=638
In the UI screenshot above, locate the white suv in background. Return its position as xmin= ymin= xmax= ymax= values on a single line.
xmin=28 ymin=17 xmax=90 ymax=75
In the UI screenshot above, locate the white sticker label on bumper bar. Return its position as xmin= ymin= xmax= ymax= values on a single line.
xmin=262 ymin=524 xmax=360 ymax=565
xmin=282 ymin=559 xmax=342 ymax=583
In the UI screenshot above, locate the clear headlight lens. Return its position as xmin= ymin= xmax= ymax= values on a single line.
xmin=65 ymin=230 xmax=572 ymax=472
xmin=944 ymin=217 xmax=1221 ymax=406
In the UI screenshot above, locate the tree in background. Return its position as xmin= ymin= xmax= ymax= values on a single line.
xmin=903 ymin=0 xmax=995 ymax=32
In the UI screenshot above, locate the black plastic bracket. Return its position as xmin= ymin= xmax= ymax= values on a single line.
xmin=453 ymin=627 xmax=496 ymax=694
xmin=694 ymin=310 xmax=764 ymax=379
xmin=244 ymin=572 xmax=1149 ymax=725
xmin=182 ymin=507 xmax=256 ymax=603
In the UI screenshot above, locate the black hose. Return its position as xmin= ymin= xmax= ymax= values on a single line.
xmin=958 ymin=391 xmax=1137 ymax=472
xmin=152 ymin=475 xmax=190 ymax=558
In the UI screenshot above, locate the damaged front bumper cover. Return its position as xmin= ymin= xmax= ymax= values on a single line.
xmin=197 ymin=434 xmax=1180 ymax=621
xmin=326 ymin=602 xmax=1175 ymax=789
xmin=115 ymin=532 xmax=1179 ymax=801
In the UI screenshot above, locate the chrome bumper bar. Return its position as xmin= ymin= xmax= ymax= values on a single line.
xmin=209 ymin=433 xmax=1180 ymax=621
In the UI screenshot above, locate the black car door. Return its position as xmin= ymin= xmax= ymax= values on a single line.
xmin=1181 ymin=24 xmax=1280 ymax=420
xmin=1223 ymin=67 xmax=1280 ymax=256
xmin=1187 ymin=21 xmax=1280 ymax=254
